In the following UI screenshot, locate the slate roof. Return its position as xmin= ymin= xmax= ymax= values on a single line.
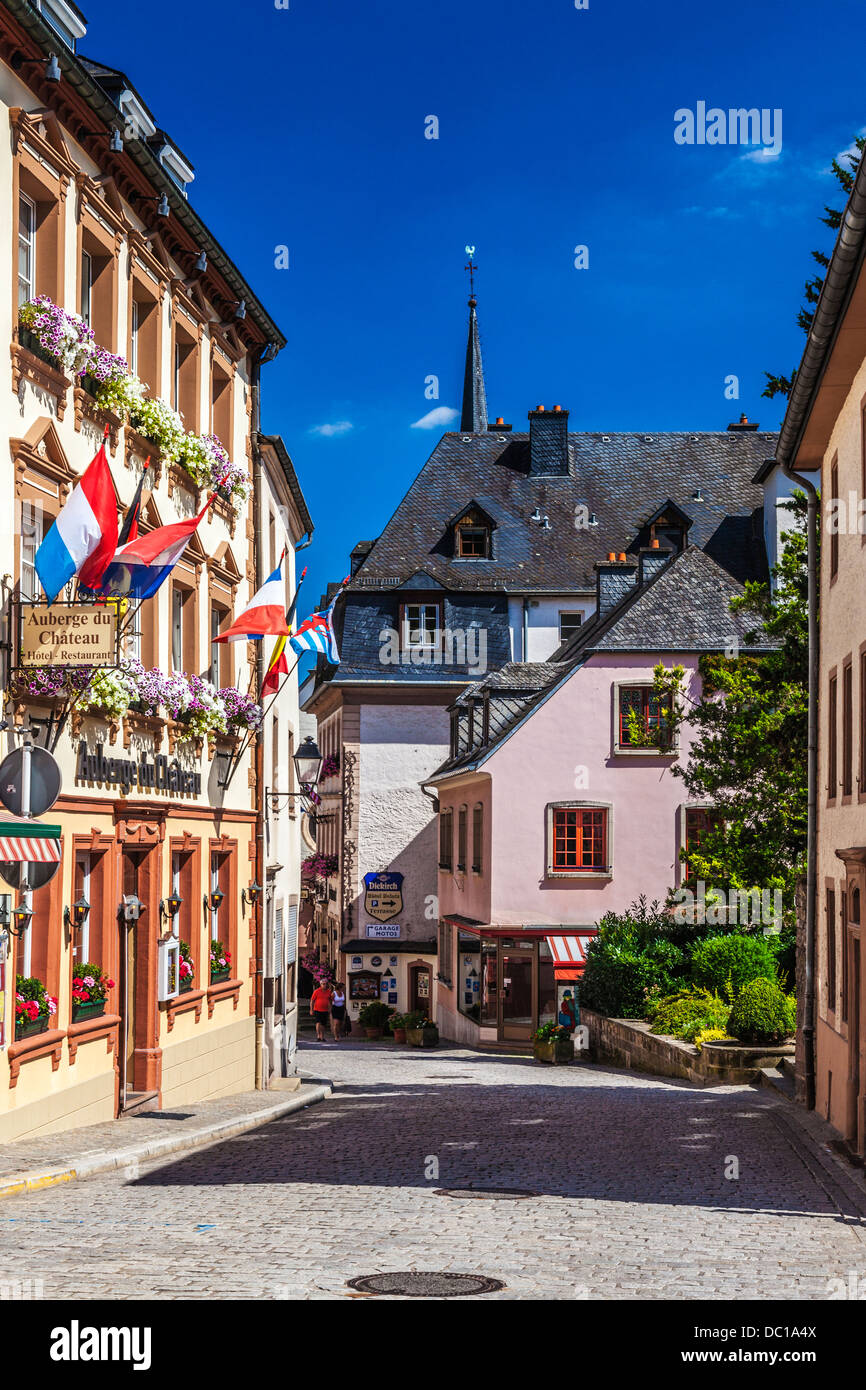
xmin=431 ymin=545 xmax=777 ymax=778
xmin=347 ymin=430 xmax=777 ymax=595
xmin=559 ymin=546 xmax=774 ymax=657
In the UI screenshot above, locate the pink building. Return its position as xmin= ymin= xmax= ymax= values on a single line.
xmin=429 ymin=546 xmax=774 ymax=1047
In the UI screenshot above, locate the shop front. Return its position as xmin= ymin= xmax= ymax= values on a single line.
xmin=339 ymin=938 xmax=438 ymax=1028
xmin=438 ymin=918 xmax=596 ymax=1048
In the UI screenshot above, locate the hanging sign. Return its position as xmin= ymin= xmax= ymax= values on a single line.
xmin=363 ymin=872 xmax=403 ymax=923
xmin=19 ymin=604 xmax=116 ymax=666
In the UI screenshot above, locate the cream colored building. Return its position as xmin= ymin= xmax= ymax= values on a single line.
xmin=0 ymin=0 xmax=302 ymax=1139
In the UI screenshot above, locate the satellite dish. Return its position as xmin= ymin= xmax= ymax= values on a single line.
xmin=0 ymin=746 xmax=62 ymax=817
xmin=0 ymin=859 xmax=60 ymax=891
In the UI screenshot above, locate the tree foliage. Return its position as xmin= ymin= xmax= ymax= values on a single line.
xmin=650 ymin=493 xmax=811 ymax=924
xmin=762 ymin=136 xmax=865 ymax=400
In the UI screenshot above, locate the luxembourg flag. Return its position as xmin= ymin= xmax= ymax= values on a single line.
xmin=35 ymin=428 xmax=118 ymax=603
xmin=215 ymin=562 xmax=291 ymax=644
xmin=102 ymin=491 xmax=216 ymax=600
xmin=288 ymin=592 xmax=341 ymax=663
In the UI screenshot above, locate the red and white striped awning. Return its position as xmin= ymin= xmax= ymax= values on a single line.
xmin=0 ymin=817 xmax=62 ymax=863
xmin=546 ymin=933 xmax=597 ymax=979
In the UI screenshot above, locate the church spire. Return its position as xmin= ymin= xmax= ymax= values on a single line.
xmin=460 ymin=248 xmax=488 ymax=433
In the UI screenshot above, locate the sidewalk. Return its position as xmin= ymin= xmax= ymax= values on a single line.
xmin=0 ymin=1072 xmax=333 ymax=1199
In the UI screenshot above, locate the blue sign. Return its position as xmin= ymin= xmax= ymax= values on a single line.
xmin=363 ymin=871 xmax=404 ymax=923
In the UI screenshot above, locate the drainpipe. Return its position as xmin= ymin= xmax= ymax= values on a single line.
xmin=781 ymin=462 xmax=819 ymax=1111
xmin=250 ymin=346 xmax=277 ymax=1088
xmin=522 ymin=597 xmax=529 ymax=662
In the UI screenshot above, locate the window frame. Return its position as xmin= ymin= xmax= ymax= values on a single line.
xmin=438 ymin=807 xmax=453 ymax=871
xmin=472 ymin=802 xmax=483 ymax=874
xmin=828 ymin=670 xmax=838 ymax=802
xmin=546 ymin=801 xmax=612 ymax=879
xmin=17 ymin=191 xmax=36 ymax=308
xmin=457 ymin=805 xmax=468 ymax=872
xmin=80 ymin=247 xmax=92 ymax=326
xmin=613 ymin=680 xmax=677 ymax=755
xmin=681 ymin=804 xmax=722 ymax=886
xmin=558 ymin=611 xmax=583 ymax=644
xmin=400 ymin=601 xmax=442 ymax=657
xmin=456 ymin=524 xmax=490 ymax=559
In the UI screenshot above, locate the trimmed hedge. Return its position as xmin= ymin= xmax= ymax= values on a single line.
xmin=648 ymin=988 xmax=731 ymax=1043
xmin=727 ymin=977 xmax=796 ymax=1044
xmin=689 ymin=933 xmax=778 ymax=997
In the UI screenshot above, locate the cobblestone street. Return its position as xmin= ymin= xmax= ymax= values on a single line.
xmin=2 ymin=1042 xmax=865 ymax=1300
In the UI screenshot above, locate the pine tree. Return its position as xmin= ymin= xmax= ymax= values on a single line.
xmin=762 ymin=138 xmax=865 ymax=400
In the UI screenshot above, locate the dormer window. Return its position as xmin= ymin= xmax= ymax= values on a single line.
xmin=35 ymin=0 xmax=87 ymax=50
xmin=457 ymin=523 xmax=490 ymax=557
xmin=452 ymin=504 xmax=494 ymax=559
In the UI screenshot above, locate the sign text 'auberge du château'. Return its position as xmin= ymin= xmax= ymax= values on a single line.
xmin=76 ymin=744 xmax=202 ymax=796
xmin=20 ymin=605 xmax=116 ymax=666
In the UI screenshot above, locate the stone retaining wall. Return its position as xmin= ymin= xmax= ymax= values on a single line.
xmin=582 ymin=1008 xmax=794 ymax=1086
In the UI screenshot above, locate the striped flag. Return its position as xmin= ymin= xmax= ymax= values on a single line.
xmin=34 ymin=427 xmax=118 ymax=602
xmin=289 ymin=591 xmax=341 ymax=663
xmin=262 ymin=565 xmax=307 ymax=697
xmin=100 ymin=490 xmax=217 ymax=600
xmin=215 ymin=560 xmax=290 ymax=644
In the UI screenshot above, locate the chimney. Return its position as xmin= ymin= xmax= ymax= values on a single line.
xmin=486 ymin=415 xmax=513 ymax=432
xmin=596 ymin=553 xmax=638 ymax=617
xmin=529 ymin=404 xmax=569 ymax=476
xmin=638 ymin=539 xmax=674 ymax=588
xmin=726 ymin=414 xmax=759 ymax=432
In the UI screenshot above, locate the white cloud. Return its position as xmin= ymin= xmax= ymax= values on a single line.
xmin=410 ymin=406 xmax=459 ymax=430
xmin=309 ymin=420 xmax=353 ymax=438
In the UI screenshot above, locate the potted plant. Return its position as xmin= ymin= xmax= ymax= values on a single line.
xmin=532 ymin=1021 xmax=575 ymax=1064
xmin=210 ymin=939 xmax=231 ymax=984
xmin=179 ymin=941 xmax=194 ymax=993
xmin=404 ymin=1012 xmax=439 ymax=1047
xmin=71 ymin=962 xmax=114 ymax=1022
xmin=389 ymin=1012 xmax=407 ymax=1044
xmin=358 ymin=1001 xmax=393 ymax=1039
xmin=14 ymin=975 xmax=56 ymax=1040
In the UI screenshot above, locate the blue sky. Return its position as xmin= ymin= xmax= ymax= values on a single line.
xmin=79 ymin=0 xmax=864 ymax=614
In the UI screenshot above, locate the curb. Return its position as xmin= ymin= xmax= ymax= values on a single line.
xmin=0 ymin=1081 xmax=333 ymax=1201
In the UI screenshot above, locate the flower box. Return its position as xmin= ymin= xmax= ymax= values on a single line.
xmin=19 ymin=326 xmax=62 ymax=371
xmin=179 ymin=977 xmax=194 ymax=994
xmin=15 ymin=1013 xmax=49 ymax=1041
xmin=533 ymin=1037 xmax=574 ymax=1065
xmin=407 ymin=1026 xmax=438 ymax=1048
xmin=72 ymin=999 xmax=105 ymax=1023
xmin=210 ymin=968 xmax=230 ymax=984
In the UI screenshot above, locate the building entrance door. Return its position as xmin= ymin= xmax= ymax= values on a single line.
xmin=499 ymin=950 xmax=535 ymax=1041
xmin=410 ymin=964 xmax=431 ymax=1015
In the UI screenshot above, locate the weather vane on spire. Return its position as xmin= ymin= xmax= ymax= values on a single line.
xmin=464 ymin=245 xmax=477 ymax=301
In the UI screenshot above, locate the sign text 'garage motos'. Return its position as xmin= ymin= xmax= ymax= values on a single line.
xmin=76 ymin=744 xmax=201 ymax=796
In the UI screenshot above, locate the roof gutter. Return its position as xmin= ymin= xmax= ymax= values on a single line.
xmin=4 ymin=0 xmax=286 ymax=348
xmin=776 ymin=152 xmax=866 ymax=472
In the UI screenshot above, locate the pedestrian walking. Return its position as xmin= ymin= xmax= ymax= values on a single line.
xmin=331 ymin=982 xmax=347 ymax=1041
xmin=310 ymin=979 xmax=333 ymax=1041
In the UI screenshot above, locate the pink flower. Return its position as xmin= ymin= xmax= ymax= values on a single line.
xmin=83 ymin=975 xmax=95 ymax=988
xmin=47 ymin=997 xmax=57 ymax=1015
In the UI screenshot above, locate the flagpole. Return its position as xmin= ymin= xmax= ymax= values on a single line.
xmin=220 ymin=651 xmax=304 ymax=791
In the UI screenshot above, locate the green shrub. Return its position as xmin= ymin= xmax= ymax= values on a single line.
xmin=694 ymin=1027 xmax=730 ymax=1051
xmin=767 ymin=927 xmax=796 ymax=989
xmin=690 ymin=933 xmax=778 ymax=996
xmin=580 ymin=900 xmax=688 ymax=1017
xmin=727 ymin=978 xmax=796 ymax=1044
xmin=649 ymin=988 xmax=731 ymax=1043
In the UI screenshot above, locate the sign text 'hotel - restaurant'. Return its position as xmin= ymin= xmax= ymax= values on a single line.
xmin=76 ymin=744 xmax=202 ymax=796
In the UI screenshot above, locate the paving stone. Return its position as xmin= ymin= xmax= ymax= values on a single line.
xmin=0 ymin=1041 xmax=865 ymax=1299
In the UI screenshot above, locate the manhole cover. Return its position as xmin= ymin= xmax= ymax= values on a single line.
xmin=346 ymin=1272 xmax=503 ymax=1297
xmin=435 ymin=1187 xmax=539 ymax=1200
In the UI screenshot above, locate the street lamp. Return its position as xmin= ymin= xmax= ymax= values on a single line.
xmin=293 ymin=735 xmax=323 ymax=790
xmin=11 ymin=902 xmax=33 ymax=936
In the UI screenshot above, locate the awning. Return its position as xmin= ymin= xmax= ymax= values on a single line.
xmin=0 ymin=817 xmax=62 ymax=863
xmin=546 ymin=933 xmax=597 ymax=980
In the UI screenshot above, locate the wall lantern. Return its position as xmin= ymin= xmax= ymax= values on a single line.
xmin=159 ymin=891 xmax=183 ymax=926
xmin=242 ymin=880 xmax=262 ymax=909
xmin=11 ymin=902 xmax=33 ymax=936
xmin=64 ymin=895 xmax=90 ymax=929
xmin=120 ymin=894 xmax=143 ymax=923
xmin=293 ymin=736 xmax=323 ymax=790
xmin=205 ymin=888 xmax=225 ymax=914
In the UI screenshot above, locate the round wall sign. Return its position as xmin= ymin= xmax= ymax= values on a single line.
xmin=370 ymin=956 xmax=382 ymax=967
xmin=0 ymin=746 xmax=62 ymax=817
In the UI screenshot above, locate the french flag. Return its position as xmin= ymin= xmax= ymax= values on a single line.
xmin=101 ymin=492 xmax=215 ymax=600
xmin=215 ymin=561 xmax=291 ymax=643
xmin=35 ymin=429 xmax=118 ymax=603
